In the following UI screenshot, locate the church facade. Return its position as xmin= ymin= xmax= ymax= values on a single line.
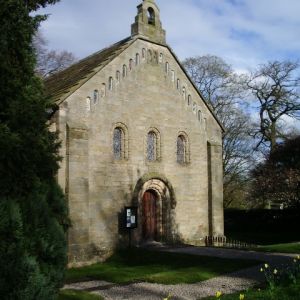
xmin=46 ymin=0 xmax=224 ymax=267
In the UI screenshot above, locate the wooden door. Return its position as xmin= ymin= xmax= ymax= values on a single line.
xmin=142 ymin=190 xmax=157 ymax=240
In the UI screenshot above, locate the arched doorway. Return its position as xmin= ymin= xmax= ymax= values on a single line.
xmin=142 ymin=190 xmax=158 ymax=241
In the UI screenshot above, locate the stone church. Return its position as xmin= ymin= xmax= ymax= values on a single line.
xmin=45 ymin=0 xmax=224 ymax=266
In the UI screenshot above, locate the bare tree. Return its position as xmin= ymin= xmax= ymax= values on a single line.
xmin=33 ymin=31 xmax=76 ymax=78
xmin=183 ymin=55 xmax=254 ymax=208
xmin=247 ymin=60 xmax=300 ymax=153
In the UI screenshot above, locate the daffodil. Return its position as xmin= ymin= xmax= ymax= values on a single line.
xmin=297 ymin=255 xmax=300 ymax=260
xmin=273 ymin=269 xmax=278 ymax=275
xmin=264 ymin=263 xmax=269 ymax=269
xmin=239 ymin=294 xmax=245 ymax=300
xmin=260 ymin=268 xmax=264 ymax=272
xmin=216 ymin=291 xmax=222 ymax=298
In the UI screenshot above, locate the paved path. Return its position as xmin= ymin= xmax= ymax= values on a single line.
xmin=64 ymin=246 xmax=297 ymax=300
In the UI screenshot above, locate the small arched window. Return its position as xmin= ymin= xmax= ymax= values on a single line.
xmin=177 ymin=134 xmax=189 ymax=164
xmin=193 ymin=102 xmax=197 ymax=113
xmin=101 ymin=84 xmax=106 ymax=97
xmin=177 ymin=79 xmax=180 ymax=90
xmin=188 ymin=95 xmax=192 ymax=106
xmin=108 ymin=77 xmax=113 ymax=91
xmin=86 ymin=96 xmax=91 ymax=112
xmin=135 ymin=53 xmax=140 ymax=65
xmin=147 ymin=131 xmax=158 ymax=161
xmin=147 ymin=7 xmax=155 ymax=25
xmin=122 ymin=64 xmax=127 ymax=77
xmin=165 ymin=62 xmax=169 ymax=74
xmin=129 ymin=59 xmax=133 ymax=70
xmin=116 ymin=70 xmax=120 ymax=83
xmin=142 ymin=48 xmax=146 ymax=60
xmin=159 ymin=53 xmax=163 ymax=63
xmin=171 ymin=70 xmax=175 ymax=82
xmin=147 ymin=49 xmax=152 ymax=62
xmin=93 ymin=90 xmax=99 ymax=104
xmin=182 ymin=87 xmax=186 ymax=100
xmin=198 ymin=110 xmax=202 ymax=121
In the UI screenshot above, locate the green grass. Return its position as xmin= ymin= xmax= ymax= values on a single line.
xmin=58 ymin=290 xmax=103 ymax=300
xmin=66 ymin=248 xmax=260 ymax=285
xmin=202 ymin=282 xmax=300 ymax=299
xmin=255 ymin=242 xmax=300 ymax=254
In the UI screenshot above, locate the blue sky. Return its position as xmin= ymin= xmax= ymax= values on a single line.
xmin=37 ymin=0 xmax=300 ymax=73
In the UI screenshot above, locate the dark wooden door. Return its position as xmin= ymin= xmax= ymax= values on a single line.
xmin=142 ymin=190 xmax=157 ymax=240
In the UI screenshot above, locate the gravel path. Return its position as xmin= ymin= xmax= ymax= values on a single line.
xmin=63 ymin=246 xmax=297 ymax=300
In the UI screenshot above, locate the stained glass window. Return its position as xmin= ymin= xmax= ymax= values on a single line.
xmin=93 ymin=90 xmax=99 ymax=104
xmin=113 ymin=128 xmax=123 ymax=160
xmin=147 ymin=131 xmax=157 ymax=161
xmin=177 ymin=135 xmax=186 ymax=164
xmin=116 ymin=71 xmax=120 ymax=83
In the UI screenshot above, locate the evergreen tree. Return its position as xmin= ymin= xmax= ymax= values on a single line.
xmin=0 ymin=1 xmax=69 ymax=299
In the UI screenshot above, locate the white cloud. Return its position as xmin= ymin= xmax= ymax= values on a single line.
xmin=37 ymin=0 xmax=300 ymax=70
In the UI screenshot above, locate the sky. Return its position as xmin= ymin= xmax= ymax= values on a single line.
xmin=37 ymin=0 xmax=300 ymax=73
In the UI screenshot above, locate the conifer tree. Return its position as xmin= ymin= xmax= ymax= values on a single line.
xmin=0 ymin=1 xmax=69 ymax=299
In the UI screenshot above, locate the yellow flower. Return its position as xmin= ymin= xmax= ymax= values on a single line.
xmin=297 ymin=255 xmax=300 ymax=260
xmin=260 ymin=268 xmax=264 ymax=272
xmin=163 ymin=294 xmax=171 ymax=300
xmin=264 ymin=264 xmax=269 ymax=269
xmin=239 ymin=294 xmax=245 ymax=300
xmin=258 ymin=288 xmax=261 ymax=292
xmin=216 ymin=291 xmax=222 ymax=298
xmin=294 ymin=259 xmax=297 ymax=263
xmin=273 ymin=269 xmax=278 ymax=275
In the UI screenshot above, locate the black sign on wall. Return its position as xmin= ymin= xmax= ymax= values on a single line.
xmin=125 ymin=206 xmax=138 ymax=229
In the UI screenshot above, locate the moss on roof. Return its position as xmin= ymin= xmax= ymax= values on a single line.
xmin=44 ymin=37 xmax=133 ymax=104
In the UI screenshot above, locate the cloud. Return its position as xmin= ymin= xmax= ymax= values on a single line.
xmin=37 ymin=0 xmax=300 ymax=71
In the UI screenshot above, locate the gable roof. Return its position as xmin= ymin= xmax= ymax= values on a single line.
xmin=44 ymin=36 xmax=224 ymax=132
xmin=44 ymin=37 xmax=134 ymax=105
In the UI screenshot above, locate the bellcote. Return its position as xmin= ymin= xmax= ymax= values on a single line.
xmin=131 ymin=0 xmax=166 ymax=44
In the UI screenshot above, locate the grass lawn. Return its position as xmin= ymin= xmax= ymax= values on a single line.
xmin=58 ymin=290 xmax=103 ymax=300
xmin=66 ymin=248 xmax=260 ymax=285
xmin=255 ymin=242 xmax=300 ymax=254
xmin=202 ymin=282 xmax=300 ymax=300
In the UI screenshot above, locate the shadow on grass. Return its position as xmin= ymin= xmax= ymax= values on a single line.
xmin=66 ymin=248 xmax=261 ymax=285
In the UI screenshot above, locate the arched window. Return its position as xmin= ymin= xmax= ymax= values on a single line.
xmin=135 ymin=53 xmax=140 ymax=65
xmin=165 ymin=62 xmax=169 ymax=74
xmin=142 ymin=48 xmax=146 ymax=60
xmin=159 ymin=53 xmax=163 ymax=63
xmin=93 ymin=89 xmax=99 ymax=104
xmin=177 ymin=134 xmax=189 ymax=164
xmin=113 ymin=124 xmax=128 ymax=160
xmin=147 ymin=7 xmax=155 ymax=25
xmin=147 ymin=131 xmax=158 ymax=161
xmin=129 ymin=59 xmax=133 ymax=70
xmin=177 ymin=78 xmax=180 ymax=90
xmin=113 ymin=127 xmax=123 ymax=160
xmin=171 ymin=70 xmax=175 ymax=82
xmin=122 ymin=64 xmax=127 ymax=77
xmin=108 ymin=76 xmax=113 ymax=91
xmin=188 ymin=95 xmax=192 ymax=106
xmin=182 ymin=87 xmax=186 ymax=100
xmin=86 ymin=96 xmax=91 ymax=112
xmin=116 ymin=70 xmax=120 ymax=83
xmin=147 ymin=49 xmax=152 ymax=62
xmin=101 ymin=83 xmax=106 ymax=97
xmin=198 ymin=110 xmax=202 ymax=122
xmin=193 ymin=102 xmax=197 ymax=113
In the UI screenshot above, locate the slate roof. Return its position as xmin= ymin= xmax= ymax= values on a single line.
xmin=44 ymin=37 xmax=134 ymax=104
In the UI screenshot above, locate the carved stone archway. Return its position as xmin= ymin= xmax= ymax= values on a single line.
xmin=132 ymin=173 xmax=176 ymax=243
